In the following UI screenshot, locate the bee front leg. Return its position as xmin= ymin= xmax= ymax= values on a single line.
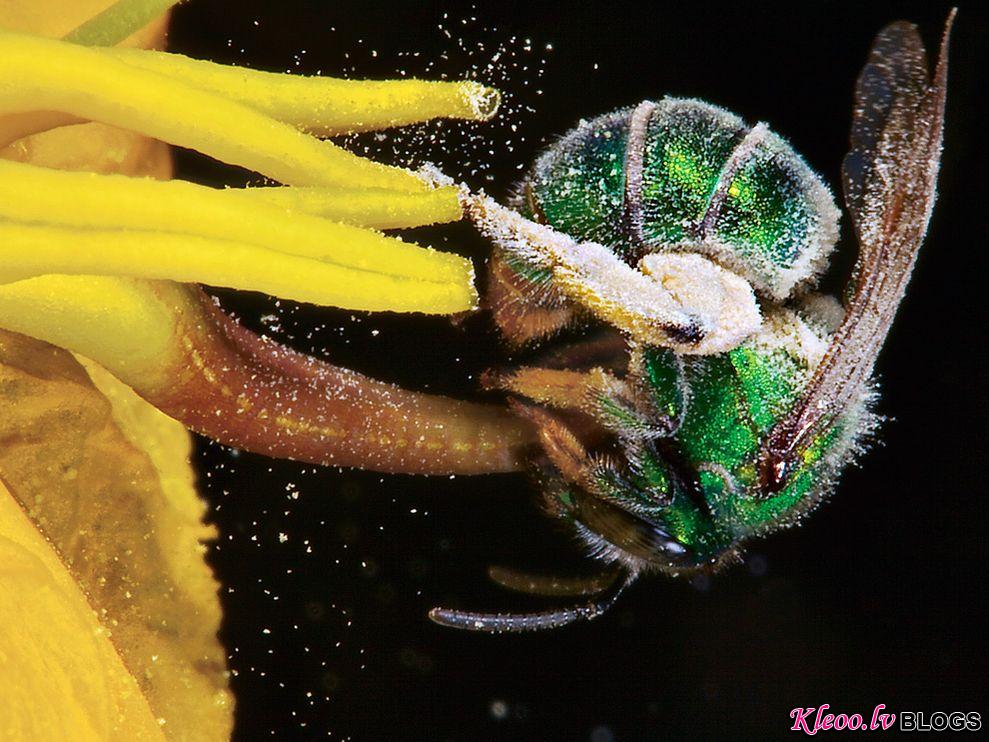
xmin=488 ymin=365 xmax=679 ymax=441
xmin=484 ymin=365 xmax=614 ymax=412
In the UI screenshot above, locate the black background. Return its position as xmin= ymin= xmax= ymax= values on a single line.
xmin=168 ymin=1 xmax=985 ymax=739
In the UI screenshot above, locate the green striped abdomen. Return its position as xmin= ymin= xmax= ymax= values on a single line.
xmin=521 ymin=97 xmax=840 ymax=300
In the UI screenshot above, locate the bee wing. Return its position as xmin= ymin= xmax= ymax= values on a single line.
xmin=759 ymin=12 xmax=953 ymax=491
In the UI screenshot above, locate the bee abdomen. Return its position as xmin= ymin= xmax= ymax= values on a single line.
xmin=524 ymin=97 xmax=840 ymax=300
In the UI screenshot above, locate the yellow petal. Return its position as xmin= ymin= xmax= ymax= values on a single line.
xmin=79 ymin=356 xmax=226 ymax=659
xmin=0 ymin=329 xmax=232 ymax=740
xmin=0 ymin=486 xmax=166 ymax=741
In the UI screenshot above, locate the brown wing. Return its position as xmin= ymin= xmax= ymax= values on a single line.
xmin=759 ymin=11 xmax=954 ymax=492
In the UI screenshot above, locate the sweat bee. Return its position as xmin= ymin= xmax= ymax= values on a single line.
xmin=425 ymin=13 xmax=954 ymax=632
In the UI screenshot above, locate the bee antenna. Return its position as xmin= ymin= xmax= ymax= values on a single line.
xmin=428 ymin=572 xmax=636 ymax=633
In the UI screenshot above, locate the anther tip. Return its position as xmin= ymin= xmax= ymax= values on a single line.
xmin=462 ymin=82 xmax=501 ymax=121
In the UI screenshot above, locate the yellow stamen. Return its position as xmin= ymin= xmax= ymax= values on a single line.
xmin=0 ymin=159 xmax=467 ymax=281
xmin=228 ymin=184 xmax=463 ymax=229
xmin=105 ymin=47 xmax=500 ymax=135
xmin=0 ymin=221 xmax=476 ymax=313
xmin=0 ymin=28 xmax=425 ymax=190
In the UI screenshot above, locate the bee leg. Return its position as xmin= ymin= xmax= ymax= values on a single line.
xmin=467 ymin=194 xmax=760 ymax=354
xmin=508 ymin=402 xmax=595 ymax=487
xmin=487 ymin=251 xmax=577 ymax=347
xmin=481 ymin=331 xmax=630 ymax=414
xmin=487 ymin=565 xmax=619 ymax=597
xmin=497 ymin=369 xmax=679 ymax=442
xmin=483 ymin=365 xmax=614 ymax=413
xmin=428 ymin=573 xmax=635 ymax=633
xmin=532 ymin=330 xmax=628 ymax=372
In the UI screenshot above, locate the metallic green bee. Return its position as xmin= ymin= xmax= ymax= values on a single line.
xmin=429 ymin=15 xmax=953 ymax=632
